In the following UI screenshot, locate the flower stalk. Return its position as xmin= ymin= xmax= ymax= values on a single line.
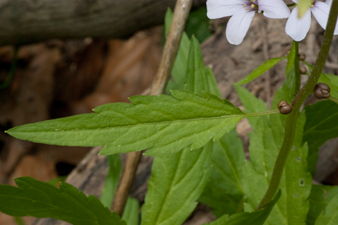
xmin=256 ymin=0 xmax=338 ymax=210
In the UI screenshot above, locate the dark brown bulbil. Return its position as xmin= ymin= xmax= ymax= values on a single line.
xmin=278 ymin=100 xmax=292 ymax=114
xmin=314 ymin=83 xmax=331 ymax=99
xmin=299 ymin=52 xmax=306 ymax=61
xmin=300 ymin=66 xmax=307 ymax=74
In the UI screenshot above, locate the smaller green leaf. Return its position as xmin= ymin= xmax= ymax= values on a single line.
xmin=141 ymin=141 xmax=212 ymax=225
xmin=315 ymin=192 xmax=338 ymax=225
xmin=122 ymin=197 xmax=139 ymax=225
xmin=185 ymin=36 xmax=222 ymax=98
xmin=235 ymin=57 xmax=286 ymax=85
xmin=297 ymin=0 xmax=312 ymax=18
xmin=0 ymin=177 xmax=125 ymax=225
xmin=207 ymin=191 xmax=281 ymax=225
xmin=307 ymin=185 xmax=338 ymax=225
xmin=101 ymin=154 xmax=122 ymax=208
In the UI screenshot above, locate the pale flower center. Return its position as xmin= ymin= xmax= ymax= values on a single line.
xmin=243 ymin=0 xmax=259 ymax=12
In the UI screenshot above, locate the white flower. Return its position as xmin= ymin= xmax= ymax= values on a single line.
xmin=206 ymin=0 xmax=290 ymax=45
xmin=285 ymin=0 xmax=331 ymax=41
xmin=325 ymin=0 xmax=338 ymax=35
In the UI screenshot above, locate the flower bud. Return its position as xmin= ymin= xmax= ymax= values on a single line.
xmin=299 ymin=66 xmax=307 ymax=74
xmin=314 ymin=83 xmax=330 ymax=99
xmin=299 ymin=53 xmax=306 ymax=61
xmin=278 ymin=100 xmax=292 ymax=114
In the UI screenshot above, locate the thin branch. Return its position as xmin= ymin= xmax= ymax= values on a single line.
xmin=111 ymin=0 xmax=193 ymax=216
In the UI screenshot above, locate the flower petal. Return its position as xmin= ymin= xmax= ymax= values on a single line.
xmin=311 ymin=1 xmax=330 ymax=30
xmin=285 ymin=7 xmax=311 ymax=41
xmin=206 ymin=0 xmax=246 ymax=19
xmin=259 ymin=0 xmax=290 ymax=18
xmin=324 ymin=0 xmax=338 ymax=34
xmin=226 ymin=8 xmax=255 ymax=45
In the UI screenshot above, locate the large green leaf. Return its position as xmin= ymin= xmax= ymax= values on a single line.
xmin=307 ymin=185 xmax=338 ymax=225
xmin=199 ymin=129 xmax=245 ymax=217
xmin=0 ymin=177 xmax=125 ymax=225
xmin=141 ymin=142 xmax=212 ymax=225
xmin=315 ymin=192 xmax=338 ymax=225
xmin=235 ymin=57 xmax=286 ymax=85
xmin=207 ymin=191 xmax=281 ymax=225
xmin=7 ymin=90 xmax=244 ymax=156
xmin=303 ymin=101 xmax=338 ymax=175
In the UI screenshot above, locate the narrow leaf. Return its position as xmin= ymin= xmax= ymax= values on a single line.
xmin=235 ymin=57 xmax=286 ymax=85
xmin=141 ymin=142 xmax=212 ymax=225
xmin=0 ymin=177 xmax=125 ymax=225
xmin=101 ymin=154 xmax=122 ymax=208
xmin=165 ymin=9 xmax=191 ymax=93
xmin=185 ymin=36 xmax=222 ymax=98
xmin=307 ymin=185 xmax=338 ymax=225
xmin=7 ymin=91 xmax=244 ymax=156
xmin=122 ymin=197 xmax=139 ymax=225
xmin=207 ymin=191 xmax=281 ymax=225
xmin=303 ymin=101 xmax=338 ymax=175
xmin=286 ymin=41 xmax=297 ymax=74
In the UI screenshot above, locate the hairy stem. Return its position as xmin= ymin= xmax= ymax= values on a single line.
xmin=111 ymin=0 xmax=193 ymax=216
xmin=256 ymin=0 xmax=338 ymax=210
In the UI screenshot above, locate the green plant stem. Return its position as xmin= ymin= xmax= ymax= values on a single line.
xmin=294 ymin=42 xmax=301 ymax=93
xmin=256 ymin=0 xmax=338 ymax=210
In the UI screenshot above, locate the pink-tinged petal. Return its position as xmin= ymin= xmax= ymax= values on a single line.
xmin=285 ymin=7 xmax=311 ymax=41
xmin=226 ymin=8 xmax=255 ymax=45
xmin=311 ymin=1 xmax=330 ymax=29
xmin=207 ymin=0 xmax=246 ymax=19
xmin=259 ymin=0 xmax=290 ymax=18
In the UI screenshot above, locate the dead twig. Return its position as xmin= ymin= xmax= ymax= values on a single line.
xmin=111 ymin=0 xmax=193 ymax=216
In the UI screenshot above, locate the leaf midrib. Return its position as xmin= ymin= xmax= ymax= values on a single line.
xmin=13 ymin=114 xmax=245 ymax=133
